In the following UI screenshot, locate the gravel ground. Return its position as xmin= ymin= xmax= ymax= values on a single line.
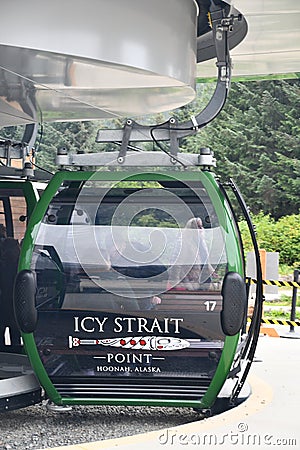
xmin=0 ymin=403 xmax=202 ymax=450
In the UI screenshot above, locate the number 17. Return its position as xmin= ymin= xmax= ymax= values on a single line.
xmin=204 ymin=301 xmax=216 ymax=311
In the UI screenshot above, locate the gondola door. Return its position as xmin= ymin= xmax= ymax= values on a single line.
xmin=14 ymin=170 xmax=248 ymax=409
xmin=0 ymin=180 xmax=39 ymax=352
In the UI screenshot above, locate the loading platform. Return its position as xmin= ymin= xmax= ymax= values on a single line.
xmin=41 ymin=334 xmax=299 ymax=450
xmin=0 ymin=352 xmax=42 ymax=412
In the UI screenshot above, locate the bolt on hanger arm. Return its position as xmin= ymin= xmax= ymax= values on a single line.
xmin=96 ymin=1 xmax=243 ymax=155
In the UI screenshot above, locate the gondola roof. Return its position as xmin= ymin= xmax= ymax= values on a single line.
xmin=0 ymin=0 xmax=299 ymax=127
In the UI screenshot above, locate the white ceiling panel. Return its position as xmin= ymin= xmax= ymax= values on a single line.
xmin=198 ymin=0 xmax=300 ymax=78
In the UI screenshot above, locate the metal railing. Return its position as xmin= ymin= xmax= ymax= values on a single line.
xmin=248 ymin=269 xmax=300 ymax=329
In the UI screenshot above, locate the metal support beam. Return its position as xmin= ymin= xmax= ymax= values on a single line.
xmin=96 ymin=0 xmax=241 ymax=158
xmin=56 ymin=150 xmax=216 ymax=168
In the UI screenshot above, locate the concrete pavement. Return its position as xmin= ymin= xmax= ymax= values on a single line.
xmin=42 ymin=333 xmax=300 ymax=450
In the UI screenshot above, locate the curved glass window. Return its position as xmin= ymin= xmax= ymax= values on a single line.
xmin=32 ymin=180 xmax=228 ymax=314
xmin=29 ymin=177 xmax=235 ymax=381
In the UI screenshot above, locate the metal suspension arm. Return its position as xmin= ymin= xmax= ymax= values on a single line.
xmin=96 ymin=1 xmax=243 ymax=148
xmin=223 ymin=179 xmax=264 ymax=403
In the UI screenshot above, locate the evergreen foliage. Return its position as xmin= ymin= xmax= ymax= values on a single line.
xmin=239 ymin=213 xmax=300 ymax=267
xmin=179 ymin=79 xmax=300 ymax=219
xmin=18 ymin=78 xmax=297 ymax=220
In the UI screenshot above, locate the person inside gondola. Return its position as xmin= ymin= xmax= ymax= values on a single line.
xmin=175 ymin=217 xmax=217 ymax=291
xmin=104 ymin=233 xmax=163 ymax=310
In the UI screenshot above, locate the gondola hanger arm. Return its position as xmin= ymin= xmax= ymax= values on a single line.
xmin=96 ymin=2 xmax=242 ymax=152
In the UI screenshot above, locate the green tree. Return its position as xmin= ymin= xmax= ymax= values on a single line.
xmin=239 ymin=213 xmax=300 ymax=267
xmin=2 ymin=79 xmax=299 ymax=220
xmin=180 ymin=79 xmax=300 ymax=219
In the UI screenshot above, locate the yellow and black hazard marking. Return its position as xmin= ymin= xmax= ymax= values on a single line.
xmin=247 ymin=318 xmax=300 ymax=327
xmin=248 ymin=278 xmax=300 ymax=289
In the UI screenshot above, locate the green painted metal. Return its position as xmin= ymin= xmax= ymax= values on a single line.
xmin=0 ymin=179 xmax=40 ymax=269
xmin=61 ymin=398 xmax=204 ymax=408
xmin=194 ymin=172 xmax=242 ymax=407
xmin=0 ymin=180 xmax=39 ymax=218
xmin=0 ymin=179 xmax=61 ymax=403
xmin=199 ymin=335 xmax=239 ymax=409
xmin=19 ymin=175 xmax=67 ymax=404
xmin=18 ymin=174 xmax=65 ymax=271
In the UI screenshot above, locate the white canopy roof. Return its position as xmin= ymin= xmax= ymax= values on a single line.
xmin=198 ymin=0 xmax=300 ymax=79
xmin=0 ymin=0 xmax=299 ymax=126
